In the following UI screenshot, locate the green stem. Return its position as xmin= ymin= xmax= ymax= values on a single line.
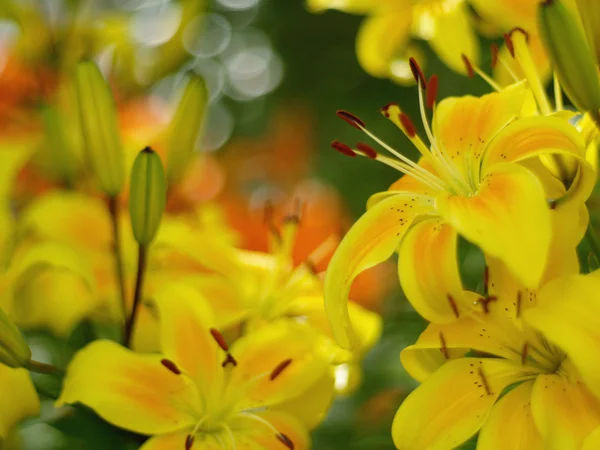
xmin=107 ymin=196 xmax=128 ymax=331
xmin=25 ymin=359 xmax=64 ymax=376
xmin=124 ymin=245 xmax=147 ymax=348
xmin=586 ymin=222 xmax=600 ymax=264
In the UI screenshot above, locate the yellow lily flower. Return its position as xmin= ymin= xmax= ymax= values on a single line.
xmin=0 ymin=363 xmax=39 ymax=441
xmin=394 ymin=255 xmax=600 ymax=449
xmin=326 ymin=72 xmax=594 ymax=349
xmin=57 ymin=282 xmax=334 ymax=449
xmin=307 ymin=0 xmax=479 ymax=83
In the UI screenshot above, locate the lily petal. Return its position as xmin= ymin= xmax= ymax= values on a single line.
xmin=531 ymin=374 xmax=600 ymax=449
xmin=392 ymin=358 xmax=527 ymax=449
xmin=397 ymin=218 xmax=466 ymax=323
xmin=56 ymin=340 xmax=198 ymax=435
xmin=437 ymin=162 xmax=550 ymax=288
xmin=525 ymin=273 xmax=600 ymax=399
xmin=582 ymin=427 xmax=600 ymax=450
xmin=140 ymin=432 xmax=220 ymax=450
xmin=478 ymin=381 xmax=543 ymax=450
xmin=325 ymin=193 xmax=434 ymax=349
xmin=0 ymin=366 xmax=39 ymax=439
xmin=241 ymin=411 xmax=311 ymax=450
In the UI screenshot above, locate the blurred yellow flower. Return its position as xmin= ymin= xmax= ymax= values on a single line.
xmin=306 ymin=0 xmax=479 ymax=84
xmin=0 ymin=363 xmax=39 ymax=440
xmin=394 ymin=256 xmax=600 ymax=449
xmin=57 ymin=283 xmax=334 ymax=449
xmin=326 ymin=77 xmax=594 ymax=349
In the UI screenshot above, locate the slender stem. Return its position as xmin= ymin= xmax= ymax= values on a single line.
xmin=25 ymin=359 xmax=64 ymax=376
xmin=124 ymin=245 xmax=147 ymax=348
xmin=107 ymin=196 xmax=128 ymax=329
xmin=586 ymin=222 xmax=600 ymax=266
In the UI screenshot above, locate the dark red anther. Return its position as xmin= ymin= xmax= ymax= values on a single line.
xmin=399 ymin=112 xmax=417 ymax=138
xmin=336 ymin=110 xmax=365 ymax=129
xmin=409 ymin=57 xmax=426 ymax=89
xmin=210 ymin=328 xmax=229 ymax=352
xmin=380 ymin=102 xmax=398 ymax=118
xmin=511 ymin=27 xmax=529 ymax=42
xmin=439 ymin=332 xmax=449 ymax=360
xmin=277 ymin=433 xmax=295 ymax=449
xmin=447 ymin=294 xmax=460 ymax=319
xmin=515 ymin=291 xmax=522 ymax=318
xmin=477 ymin=366 xmax=492 ymax=395
xmin=161 ymin=358 xmax=181 ymax=375
xmin=331 ymin=140 xmax=357 ymax=157
xmin=504 ymin=33 xmax=515 ymax=58
xmin=476 ymin=295 xmax=497 ymax=314
xmin=270 ymin=358 xmax=293 ymax=381
xmin=521 ymin=342 xmax=529 ymax=366
xmin=356 ymin=142 xmax=377 ymax=159
xmin=185 ymin=434 xmax=194 ymax=450
xmin=490 ymin=43 xmax=499 ymax=69
xmin=483 ymin=265 xmax=489 ymax=295
xmin=221 ymin=353 xmax=238 ymax=368
xmin=426 ymin=75 xmax=439 ymax=109
xmin=461 ymin=54 xmax=474 ymax=78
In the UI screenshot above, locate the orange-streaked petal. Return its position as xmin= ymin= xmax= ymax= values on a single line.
xmin=243 ymin=411 xmax=311 ymax=450
xmin=582 ymin=427 xmax=600 ymax=450
xmin=152 ymin=282 xmax=221 ymax=390
xmin=531 ymin=374 xmax=600 ymax=449
xmin=392 ymin=358 xmax=527 ymax=449
xmin=525 ymin=273 xmax=600 ymax=399
xmin=437 ymin=162 xmax=550 ymax=288
xmin=56 ymin=340 xmax=198 ymax=435
xmin=478 ymin=381 xmax=543 ymax=450
xmin=398 ymin=218 xmax=466 ymax=323
xmin=0 ymin=366 xmax=39 ymax=438
xmin=325 ymin=193 xmax=434 ymax=349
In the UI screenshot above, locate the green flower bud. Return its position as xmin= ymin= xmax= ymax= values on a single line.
xmin=40 ymin=105 xmax=78 ymax=187
xmin=74 ymin=60 xmax=125 ymax=196
xmin=576 ymin=0 xmax=600 ymax=65
xmin=539 ymin=0 xmax=600 ymax=119
xmin=0 ymin=307 xmax=31 ymax=368
xmin=165 ymin=75 xmax=208 ymax=185
xmin=129 ymin=147 xmax=167 ymax=246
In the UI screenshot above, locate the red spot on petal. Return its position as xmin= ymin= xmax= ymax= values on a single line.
xmin=409 ymin=57 xmax=426 ymax=89
xmin=277 ymin=433 xmax=294 ymax=449
xmin=210 ymin=328 xmax=229 ymax=352
xmin=336 ymin=110 xmax=365 ymax=129
xmin=270 ymin=358 xmax=293 ymax=380
xmin=426 ymin=75 xmax=438 ymax=109
xmin=356 ymin=142 xmax=377 ymax=159
xmin=331 ymin=140 xmax=357 ymax=157
xmin=461 ymin=54 xmax=474 ymax=78
xmin=399 ymin=113 xmax=416 ymax=138
xmin=490 ymin=43 xmax=499 ymax=69
xmin=160 ymin=359 xmax=181 ymax=375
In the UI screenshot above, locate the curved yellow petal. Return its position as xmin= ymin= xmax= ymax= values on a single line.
xmin=478 ymin=381 xmax=543 ymax=450
xmin=140 ymin=432 xmax=219 ymax=450
xmin=0 ymin=366 xmax=39 ymax=439
xmin=525 ymin=273 xmax=600 ymax=399
xmin=437 ymin=162 xmax=550 ymax=288
xmin=153 ymin=282 xmax=220 ymax=390
xmin=56 ymin=340 xmax=198 ymax=435
xmin=470 ymin=0 xmax=539 ymax=29
xmin=433 ymin=83 xmax=526 ymax=182
xmin=424 ymin=3 xmax=479 ymax=75
xmin=531 ymin=374 xmax=600 ymax=449
xmin=306 ymin=0 xmax=400 ymax=14
xmin=245 ymin=411 xmax=311 ymax=450
xmin=582 ymin=426 xmax=600 ymax=450
xmin=325 ymin=193 xmax=434 ymax=349
xmin=231 ymin=321 xmax=330 ymax=409
xmin=356 ymin=11 xmax=412 ymax=78
xmin=391 ymin=358 xmax=527 ymax=449
xmin=398 ymin=218 xmax=466 ymax=323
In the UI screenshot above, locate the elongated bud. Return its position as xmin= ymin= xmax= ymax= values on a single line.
xmin=166 ymin=75 xmax=208 ymax=185
xmin=40 ymin=104 xmax=78 ymax=187
xmin=0 ymin=307 xmax=31 ymax=368
xmin=74 ymin=60 xmax=125 ymax=196
xmin=129 ymin=147 xmax=167 ymax=246
xmin=539 ymin=0 xmax=600 ymax=118
xmin=576 ymin=0 xmax=600 ymax=65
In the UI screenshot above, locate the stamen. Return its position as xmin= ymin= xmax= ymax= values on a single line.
xmin=336 ymin=110 xmax=365 ymax=129
xmin=210 ymin=328 xmax=229 ymax=352
xmin=439 ymin=332 xmax=450 ymax=359
xmin=409 ymin=57 xmax=426 ymax=89
xmin=222 ymin=424 xmax=237 ymax=450
xmin=447 ymin=294 xmax=460 ymax=318
xmin=399 ymin=112 xmax=417 ymax=138
xmin=416 ymin=78 xmax=436 ymax=145
xmin=270 ymin=359 xmax=293 ymax=380
xmin=356 ymin=142 xmax=377 ymax=159
xmin=483 ymin=266 xmax=489 ymax=296
xmin=504 ymin=33 xmax=515 ymax=58
xmin=521 ymin=342 xmax=529 ymax=365
xmin=462 ymin=54 xmax=474 ymax=78
xmin=477 ymin=366 xmax=492 ymax=395
xmin=490 ymin=43 xmax=499 ymax=69
xmin=462 ymin=53 xmax=502 ymax=92
xmin=515 ymin=291 xmax=522 ymax=318
xmin=380 ymin=103 xmax=431 ymax=158
xmin=553 ymin=72 xmax=564 ymax=111
xmin=331 ymin=140 xmax=357 ymax=157
xmin=185 ymin=434 xmax=194 ymax=450
xmin=277 ymin=433 xmax=295 ymax=449
xmin=221 ymin=353 xmax=238 ymax=368
xmin=475 ymin=296 xmax=497 ymax=314
xmin=381 ymin=102 xmax=397 ymax=118
xmin=161 ymin=358 xmax=181 ymax=375
xmin=426 ymin=75 xmax=438 ymax=109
